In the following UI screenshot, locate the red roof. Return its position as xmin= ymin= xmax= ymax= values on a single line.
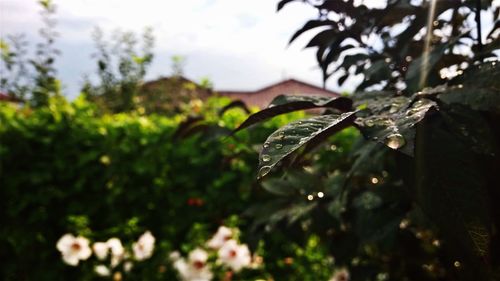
xmin=0 ymin=92 xmax=22 ymax=103
xmin=217 ymin=78 xmax=339 ymax=108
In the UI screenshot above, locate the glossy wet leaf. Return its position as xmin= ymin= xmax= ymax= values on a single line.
xmin=234 ymin=95 xmax=352 ymax=133
xmin=438 ymin=61 xmax=500 ymax=113
xmin=257 ymin=112 xmax=356 ymax=179
xmin=353 ymin=91 xmax=437 ymax=156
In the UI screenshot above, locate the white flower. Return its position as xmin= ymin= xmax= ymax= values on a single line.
xmin=107 ymin=238 xmax=124 ymax=257
xmin=207 ymin=226 xmax=232 ymax=249
xmin=169 ymin=251 xmax=181 ymax=261
xmin=217 ymin=239 xmax=251 ymax=272
xmin=330 ymin=269 xmax=350 ymax=281
xmin=94 ymin=265 xmax=111 ymax=276
xmin=107 ymin=238 xmax=125 ymax=267
xmin=172 ymin=248 xmax=213 ymax=281
xmin=173 ymin=258 xmax=189 ymax=279
xmin=92 ymin=242 xmax=109 ymax=260
xmin=92 ymin=237 xmax=124 ymax=266
xmin=56 ymin=234 xmax=92 ymax=266
xmin=132 ymin=231 xmax=155 ymax=261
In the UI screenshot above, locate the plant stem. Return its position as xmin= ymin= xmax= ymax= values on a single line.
xmin=476 ymin=0 xmax=483 ymax=52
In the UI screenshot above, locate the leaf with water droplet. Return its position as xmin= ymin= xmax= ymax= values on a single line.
xmin=257 ymin=112 xmax=357 ymax=179
xmin=385 ymin=133 xmax=406 ymax=149
xmin=353 ymin=91 xmax=436 ymax=155
xmin=437 ymin=62 xmax=500 ymax=113
xmin=234 ymin=95 xmax=353 ymax=133
xmin=262 ymin=154 xmax=271 ymax=162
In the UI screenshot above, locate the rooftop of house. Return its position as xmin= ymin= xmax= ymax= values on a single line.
xmin=216 ymin=78 xmax=338 ymax=96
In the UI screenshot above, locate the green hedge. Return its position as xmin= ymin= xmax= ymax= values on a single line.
xmin=1 ymin=96 xmax=345 ymax=280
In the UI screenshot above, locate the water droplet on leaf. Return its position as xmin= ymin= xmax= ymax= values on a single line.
xmin=258 ymin=166 xmax=272 ymax=179
xmin=385 ymin=133 xmax=406 ymax=149
xmin=275 ymin=143 xmax=283 ymax=149
xmin=262 ymin=154 xmax=271 ymax=162
xmin=389 ymin=104 xmax=399 ymax=113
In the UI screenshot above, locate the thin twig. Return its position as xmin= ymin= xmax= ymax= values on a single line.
xmin=476 ymin=0 xmax=483 ymax=52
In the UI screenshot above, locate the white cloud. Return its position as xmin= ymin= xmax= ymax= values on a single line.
xmin=1 ymin=0 xmax=354 ymax=96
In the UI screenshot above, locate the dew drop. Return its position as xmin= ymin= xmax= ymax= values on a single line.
xmin=354 ymin=117 xmax=364 ymax=126
xmin=258 ymin=166 xmax=272 ymax=179
xmin=307 ymin=194 xmax=314 ymax=201
xmin=262 ymin=154 xmax=271 ymax=162
xmin=263 ymin=142 xmax=270 ymax=149
xmin=385 ymin=133 xmax=406 ymax=149
xmin=389 ymin=104 xmax=399 ymax=114
xmin=413 ymin=100 xmax=425 ymax=108
xmin=365 ymin=119 xmax=374 ymax=127
xmin=275 ymin=143 xmax=283 ymax=149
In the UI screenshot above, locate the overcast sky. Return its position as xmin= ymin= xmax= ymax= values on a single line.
xmin=0 ymin=0 xmax=355 ymax=98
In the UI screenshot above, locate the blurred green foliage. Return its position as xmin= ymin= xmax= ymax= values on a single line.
xmin=0 ymin=96 xmax=344 ymax=280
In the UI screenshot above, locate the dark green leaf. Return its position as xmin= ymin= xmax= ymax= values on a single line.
xmin=257 ymin=112 xmax=356 ymax=179
xmin=261 ymin=178 xmax=296 ymax=196
xmin=306 ymin=29 xmax=337 ymax=48
xmin=289 ymin=20 xmax=337 ymax=44
xmin=277 ymin=0 xmax=297 ymax=11
xmin=415 ymin=114 xmax=492 ymax=277
xmin=218 ymin=100 xmax=250 ymax=116
xmin=438 ymin=61 xmax=500 ymax=113
xmin=357 ymin=60 xmax=392 ymax=90
xmin=172 ymin=116 xmax=204 ymax=139
xmin=354 ymin=92 xmax=437 ymax=155
xmin=405 ymin=34 xmax=464 ymax=92
xmin=338 ymin=73 xmax=349 ymax=87
xmin=234 ymin=95 xmax=352 ymax=133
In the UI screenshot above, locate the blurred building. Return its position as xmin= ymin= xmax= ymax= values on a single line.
xmin=141 ymin=77 xmax=340 ymax=111
xmin=217 ymin=78 xmax=340 ymax=108
xmin=0 ymin=92 xmax=23 ymax=103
